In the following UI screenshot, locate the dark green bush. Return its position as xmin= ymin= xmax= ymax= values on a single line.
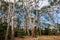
xmin=14 ymin=29 xmax=18 ymax=37
xmin=44 ymin=28 xmax=57 ymax=35
xmin=51 ymin=29 xmax=57 ymax=35
xmin=0 ymin=22 xmax=7 ymax=40
xmin=14 ymin=28 xmax=27 ymax=38
xmin=0 ymin=22 xmax=11 ymax=40
xmin=34 ymin=27 xmax=41 ymax=36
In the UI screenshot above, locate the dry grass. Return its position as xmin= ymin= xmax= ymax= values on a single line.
xmin=15 ymin=36 xmax=60 ymax=40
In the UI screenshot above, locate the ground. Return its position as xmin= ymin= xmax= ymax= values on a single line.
xmin=15 ymin=36 xmax=60 ymax=40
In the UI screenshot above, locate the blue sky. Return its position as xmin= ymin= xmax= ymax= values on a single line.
xmin=4 ymin=0 xmax=60 ymax=24
xmin=40 ymin=13 xmax=60 ymax=24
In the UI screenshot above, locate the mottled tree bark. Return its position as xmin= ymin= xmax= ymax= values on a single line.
xmin=31 ymin=26 xmax=35 ymax=37
xmin=11 ymin=1 xmax=15 ymax=39
xmin=1 ymin=16 xmax=4 ymax=23
xmin=26 ymin=7 xmax=30 ymax=35
xmin=11 ymin=17 xmax=14 ymax=40
xmin=5 ymin=1 xmax=11 ymax=40
xmin=5 ymin=22 xmax=10 ymax=40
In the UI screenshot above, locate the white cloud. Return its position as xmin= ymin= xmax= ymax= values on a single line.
xmin=38 ymin=0 xmax=50 ymax=9
xmin=4 ymin=0 xmax=18 ymax=3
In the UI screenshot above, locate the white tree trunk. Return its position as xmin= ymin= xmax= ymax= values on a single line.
xmin=5 ymin=1 xmax=11 ymax=40
xmin=11 ymin=17 xmax=14 ymax=40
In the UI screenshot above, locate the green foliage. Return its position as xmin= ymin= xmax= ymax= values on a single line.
xmin=29 ymin=29 xmax=32 ymax=36
xmin=8 ymin=26 xmax=12 ymax=40
xmin=1 ymin=1 xmax=9 ymax=12
xmin=41 ymin=6 xmax=50 ymax=12
xmin=18 ymin=0 xmax=23 ymax=2
xmin=43 ymin=28 xmax=57 ymax=35
xmin=48 ymin=0 xmax=57 ymax=5
xmin=54 ymin=0 xmax=57 ymax=2
xmin=0 ymin=22 xmax=12 ymax=40
xmin=0 ymin=22 xmax=7 ymax=40
xmin=48 ymin=0 xmax=52 ymax=3
xmin=15 ymin=29 xmax=26 ymax=38
xmin=44 ymin=28 xmax=50 ymax=35
xmin=14 ymin=29 xmax=18 ymax=37
xmin=50 ymin=2 xmax=55 ymax=6
xmin=33 ymin=10 xmax=36 ymax=15
xmin=51 ymin=29 xmax=57 ymax=35
xmin=57 ymin=24 xmax=60 ymax=32
xmin=34 ymin=27 xmax=40 ymax=36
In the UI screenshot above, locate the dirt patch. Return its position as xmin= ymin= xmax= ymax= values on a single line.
xmin=15 ymin=36 xmax=60 ymax=40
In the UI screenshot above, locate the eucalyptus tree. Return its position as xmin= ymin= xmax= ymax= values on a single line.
xmin=23 ymin=0 xmax=49 ymax=36
xmin=5 ymin=0 xmax=16 ymax=40
xmin=4 ymin=0 xmax=11 ymax=40
xmin=0 ymin=0 xmax=11 ymax=40
xmin=48 ymin=0 xmax=60 ymax=31
xmin=18 ymin=0 xmax=31 ymax=35
xmin=11 ymin=0 xmax=16 ymax=40
xmin=40 ymin=0 xmax=60 ymax=33
xmin=0 ymin=0 xmax=8 ymax=23
xmin=35 ymin=0 xmax=42 ymax=35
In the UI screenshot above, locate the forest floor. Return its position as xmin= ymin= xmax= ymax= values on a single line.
xmin=15 ymin=36 xmax=60 ymax=40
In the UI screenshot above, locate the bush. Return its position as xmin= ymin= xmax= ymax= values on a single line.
xmin=51 ymin=29 xmax=57 ymax=35
xmin=0 ymin=22 xmax=12 ymax=40
xmin=29 ymin=29 xmax=32 ymax=36
xmin=34 ymin=27 xmax=41 ymax=36
xmin=14 ymin=29 xmax=18 ymax=37
xmin=17 ymin=29 xmax=26 ymax=38
xmin=44 ymin=28 xmax=57 ymax=35
xmin=0 ymin=22 xmax=7 ymax=40
xmin=44 ymin=28 xmax=50 ymax=35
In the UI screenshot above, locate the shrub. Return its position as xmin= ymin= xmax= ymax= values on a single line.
xmin=0 ymin=22 xmax=7 ymax=40
xmin=0 ymin=22 xmax=11 ymax=40
xmin=34 ymin=27 xmax=41 ymax=36
xmin=17 ymin=29 xmax=26 ymax=38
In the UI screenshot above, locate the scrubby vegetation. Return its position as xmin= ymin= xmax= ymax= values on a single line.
xmin=0 ymin=22 xmax=60 ymax=40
